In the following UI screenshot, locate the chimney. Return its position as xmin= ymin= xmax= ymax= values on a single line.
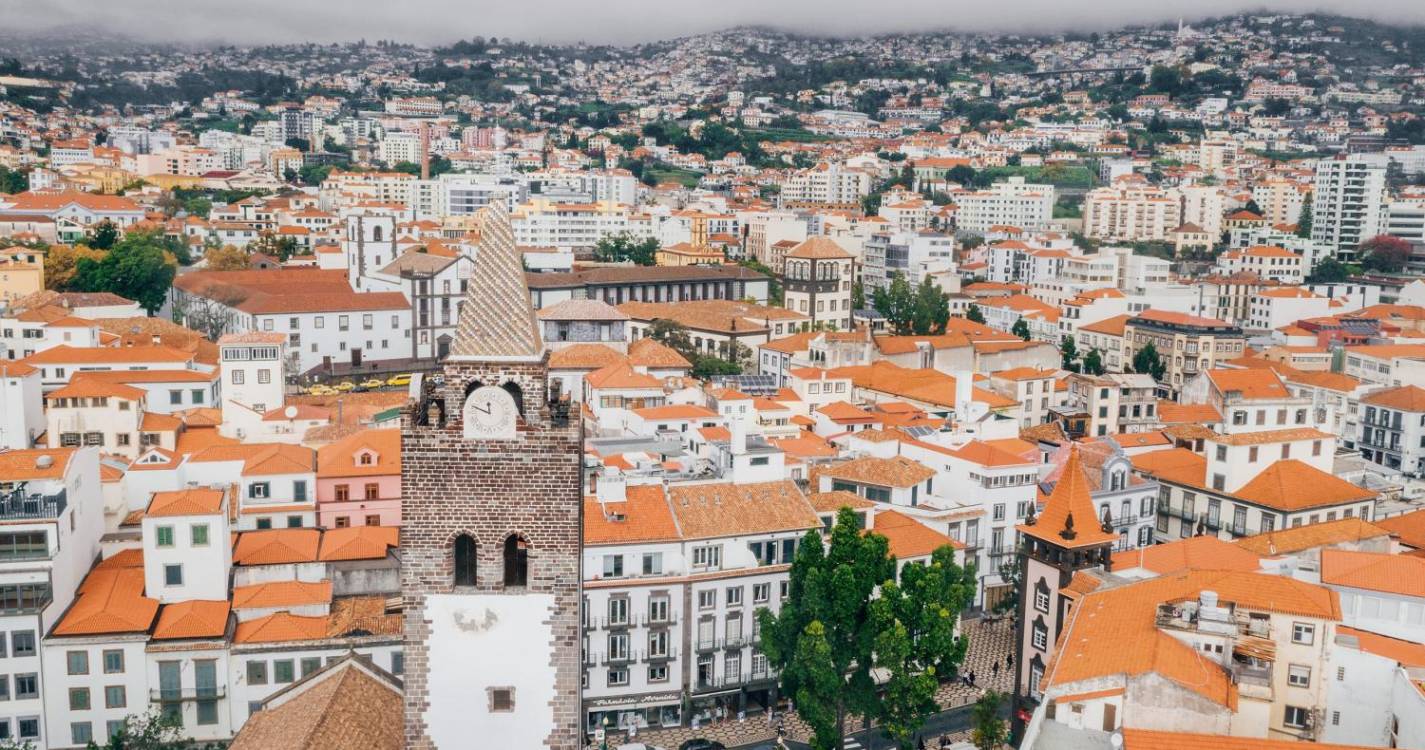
xmin=596 ymin=467 xmax=627 ymax=502
xmin=730 ymin=414 xmax=748 ymax=456
xmin=953 ymin=370 xmax=973 ymax=420
xmin=419 ymin=122 xmax=431 ymax=181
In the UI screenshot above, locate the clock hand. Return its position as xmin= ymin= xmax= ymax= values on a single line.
xmin=469 ymin=401 xmax=492 ymax=415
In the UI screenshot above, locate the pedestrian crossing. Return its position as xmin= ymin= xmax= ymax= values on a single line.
xmin=844 ymin=736 xmax=864 ymax=749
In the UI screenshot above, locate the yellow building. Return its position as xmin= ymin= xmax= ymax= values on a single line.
xmin=0 ymin=246 xmax=45 ymax=305
xmin=655 ymin=213 xmax=726 ymax=266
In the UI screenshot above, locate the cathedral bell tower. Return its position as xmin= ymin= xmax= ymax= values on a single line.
xmin=401 ymin=203 xmax=583 ymax=750
xmin=1010 ymin=445 xmax=1116 ymax=741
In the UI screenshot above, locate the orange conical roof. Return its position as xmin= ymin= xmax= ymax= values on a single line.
xmin=1019 ymin=445 xmax=1118 ymax=549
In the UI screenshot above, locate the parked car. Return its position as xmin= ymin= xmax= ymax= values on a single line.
xmin=679 ymin=740 xmax=726 ymax=750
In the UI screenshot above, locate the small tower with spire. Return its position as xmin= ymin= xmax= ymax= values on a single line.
xmin=1010 ymin=445 xmax=1117 ymax=740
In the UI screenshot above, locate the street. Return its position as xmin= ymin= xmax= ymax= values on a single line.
xmin=734 ymin=699 xmax=1007 ymax=750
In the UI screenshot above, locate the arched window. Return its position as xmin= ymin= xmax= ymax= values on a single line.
xmin=1110 ymin=470 xmax=1125 ymax=492
xmin=453 ymin=534 xmax=477 ymax=587
xmin=503 ymin=535 xmax=528 ymax=587
xmin=502 ymin=382 xmax=525 ymax=417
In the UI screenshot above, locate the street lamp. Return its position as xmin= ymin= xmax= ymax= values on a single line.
xmin=601 ymin=714 xmax=610 ymax=750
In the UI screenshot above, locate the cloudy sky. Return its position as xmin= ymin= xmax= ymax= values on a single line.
xmin=3 ymin=0 xmax=1424 ymax=45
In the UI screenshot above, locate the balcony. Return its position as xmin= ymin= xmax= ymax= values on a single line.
xmin=0 ymin=489 xmax=67 ymax=521
xmin=600 ymin=651 xmax=637 ymax=666
xmin=695 ymin=638 xmax=723 ymax=653
xmin=1231 ymin=662 xmax=1274 ymax=701
xmin=638 ymin=612 xmax=679 ymax=627
xmin=645 ymin=648 xmax=679 ymax=663
xmin=150 ymin=686 xmax=226 ymax=702
xmin=693 ymin=668 xmax=778 ymax=693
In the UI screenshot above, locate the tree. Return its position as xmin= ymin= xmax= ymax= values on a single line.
xmin=1295 ymin=201 xmax=1313 ymax=238
xmin=73 ymin=230 xmax=176 ymax=314
xmin=593 ymin=232 xmax=659 ymax=266
xmin=874 ymin=274 xmax=917 ymax=335
xmin=647 ymin=318 xmax=694 ymax=357
xmin=0 ymin=165 xmax=28 ymax=193
xmin=852 ymin=280 xmax=866 ymax=311
xmin=86 ymin=220 xmax=119 ymax=250
xmin=1082 ymin=348 xmax=1106 ymax=376
xmin=737 ymin=258 xmax=782 ymax=306
xmin=44 ymin=244 xmax=106 ymax=290
xmin=1307 ymin=257 xmax=1349 ymax=284
xmin=970 ymin=691 xmax=1008 ymax=750
xmin=759 ymin=508 xmax=974 ymax=750
xmin=94 ymin=708 xmax=188 ymax=749
xmin=965 ymin=304 xmax=986 ymax=324
xmin=1060 ymin=337 xmax=1080 ymax=373
xmin=1133 ymin=342 xmax=1167 ymax=381
xmin=1359 ymin=235 xmax=1412 ymax=274
xmin=946 ymin=164 xmax=977 ymax=186
xmin=1011 ymin=319 xmax=1031 ymax=341
xmin=203 ymin=245 xmax=250 ymax=271
xmin=911 ymin=278 xmax=949 ymax=336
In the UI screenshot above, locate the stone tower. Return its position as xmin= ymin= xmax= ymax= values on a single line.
xmin=1010 ymin=445 xmax=1116 ymax=740
xmin=401 ymin=204 xmax=583 ymax=750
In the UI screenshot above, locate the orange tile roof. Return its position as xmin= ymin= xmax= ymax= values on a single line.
xmin=233 ymin=580 xmax=334 ymax=609
xmin=1321 ymin=548 xmax=1425 ymax=597
xmin=1362 ymin=385 xmax=1425 ymax=412
xmin=1234 ymin=460 xmax=1376 ymax=511
xmin=948 ymin=439 xmax=1037 ymax=468
xmin=548 ymin=343 xmax=627 ymax=369
xmin=1020 ymin=446 xmax=1117 ymax=549
xmin=318 ymin=526 xmax=399 ymax=561
xmin=1337 ymin=625 xmax=1425 ymax=668
xmin=1156 ymin=401 xmax=1223 ymax=424
xmin=585 ymin=361 xmax=663 ymax=390
xmin=233 ymin=529 xmax=322 ymax=565
xmin=1236 ymin=517 xmax=1393 ymax=556
xmin=316 ymin=428 xmax=400 ymax=478
xmin=45 ymin=378 xmax=146 ymax=401
xmin=823 ymin=455 xmax=935 ymax=488
xmin=1078 ymin=314 xmax=1132 ymax=336
xmin=1111 ymin=536 xmax=1261 ymax=575
xmin=632 ymin=404 xmax=716 ymax=420
xmin=668 ymin=481 xmax=819 ymax=540
xmin=23 ymin=344 xmax=193 ymax=365
xmin=1048 ymin=571 xmax=1339 ymax=707
xmin=152 ymin=600 xmax=231 ymax=640
xmin=233 ymin=612 xmax=331 ymax=644
xmin=871 ymin=509 xmax=963 ymax=558
xmin=53 ymin=554 xmax=159 ymax=637
xmin=1376 ymin=509 xmax=1425 ymax=550
xmin=146 ymin=488 xmax=225 ymax=517
xmin=806 ymin=490 xmax=876 ymax=513
xmin=0 ymin=447 xmax=73 ymax=480
xmin=1210 ymin=426 xmax=1334 ymax=446
xmin=189 ymin=443 xmax=315 ymax=476
xmin=584 ymin=484 xmax=681 ymax=545
xmin=627 ymin=337 xmax=691 ymax=368
xmin=817 ymin=401 xmax=878 ymax=422
xmin=1206 ymin=368 xmax=1289 ymax=399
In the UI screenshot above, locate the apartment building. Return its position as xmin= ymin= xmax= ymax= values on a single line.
xmin=779 ymin=163 xmax=872 ymax=210
xmin=0 ymin=448 xmax=102 ymax=748
xmin=952 ymin=177 xmax=1055 ymax=233
xmin=1311 ymin=155 xmax=1389 ymax=259
xmin=1122 ymin=310 xmax=1245 ymax=395
xmin=1055 ymin=372 xmax=1159 ymax=438
xmin=581 ymin=477 xmax=818 ymax=733
xmin=1082 ymin=182 xmax=1182 ymax=242
xmin=1357 ymin=386 xmax=1425 ymax=475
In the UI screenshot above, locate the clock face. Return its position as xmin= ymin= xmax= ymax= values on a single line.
xmin=462 ymin=386 xmax=518 ymax=440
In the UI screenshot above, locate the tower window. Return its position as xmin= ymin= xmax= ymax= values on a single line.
xmin=503 ymin=535 xmax=528 ymax=587
xmin=453 ymin=534 xmax=477 ymax=587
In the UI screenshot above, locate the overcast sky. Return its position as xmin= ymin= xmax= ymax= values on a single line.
xmin=3 ymin=0 xmax=1424 ymax=46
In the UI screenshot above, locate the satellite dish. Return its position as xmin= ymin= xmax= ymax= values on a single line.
xmin=284 ymin=405 xmax=299 ymax=419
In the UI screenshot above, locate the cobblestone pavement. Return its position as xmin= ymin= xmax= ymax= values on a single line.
xmin=598 ymin=616 xmax=1018 ymax=749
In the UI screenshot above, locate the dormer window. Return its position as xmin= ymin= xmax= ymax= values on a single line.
xmin=358 ymin=452 xmax=374 ymax=466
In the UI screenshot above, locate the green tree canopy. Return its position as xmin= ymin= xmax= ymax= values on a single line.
xmin=759 ymin=508 xmax=975 ymax=750
xmin=965 ymin=304 xmax=986 ymax=324
xmin=911 ymin=278 xmax=950 ymax=336
xmin=594 ymin=232 xmax=659 ymax=266
xmin=971 ymin=690 xmax=1008 ymax=750
xmin=72 ymin=230 xmax=176 ymax=314
xmin=86 ymin=220 xmax=120 ymax=250
xmin=1306 ymin=257 xmax=1349 ymax=284
xmin=1011 ymin=319 xmax=1031 ymax=341
xmin=1082 ymin=348 xmax=1106 ymax=376
xmin=1133 ymin=342 xmax=1167 ymax=381
xmin=1060 ymin=337 xmax=1080 ymax=373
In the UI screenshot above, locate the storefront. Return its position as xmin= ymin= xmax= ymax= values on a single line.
xmin=585 ymin=691 xmax=683 ymax=736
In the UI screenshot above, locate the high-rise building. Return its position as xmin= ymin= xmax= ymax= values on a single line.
xmin=401 ymin=204 xmax=583 ymax=749
xmin=1311 ymin=155 xmax=1389 ymax=260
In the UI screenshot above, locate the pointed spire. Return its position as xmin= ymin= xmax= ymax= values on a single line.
xmin=447 ymin=203 xmax=544 ymax=362
xmin=1018 ymin=444 xmax=1118 ymax=550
